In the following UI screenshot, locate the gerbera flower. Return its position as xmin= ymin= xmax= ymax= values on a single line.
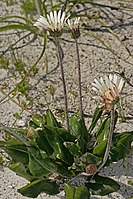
xmin=92 ymin=74 xmax=125 ymax=110
xmin=67 ymin=17 xmax=80 ymax=39
xmin=34 ymin=10 xmax=66 ymax=37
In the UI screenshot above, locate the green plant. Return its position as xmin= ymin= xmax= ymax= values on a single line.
xmin=0 ymin=1 xmax=133 ymax=198
xmin=0 ymin=108 xmax=132 ymax=198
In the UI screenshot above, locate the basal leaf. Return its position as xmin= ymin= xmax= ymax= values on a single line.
xmin=18 ymin=179 xmax=59 ymax=198
xmin=110 ymin=131 xmax=133 ymax=162
xmin=95 ymin=117 xmax=110 ymax=143
xmin=0 ymin=139 xmax=29 ymax=164
xmin=28 ymin=148 xmax=51 ymax=177
xmin=32 ymin=114 xmax=45 ymax=127
xmin=9 ymin=162 xmax=34 ymax=181
xmin=65 ymin=142 xmax=82 ymax=157
xmin=93 ymin=139 xmax=107 ymax=157
xmin=86 ymin=175 xmax=120 ymax=196
xmin=43 ymin=127 xmax=74 ymax=165
xmin=70 ymin=115 xmax=88 ymax=140
xmin=88 ymin=107 xmax=103 ymax=134
xmin=45 ymin=109 xmax=62 ymax=128
xmin=69 ymin=115 xmax=88 ymax=154
xmin=36 ymin=130 xmax=54 ymax=155
xmin=80 ymin=152 xmax=101 ymax=165
xmin=64 ymin=183 xmax=90 ymax=199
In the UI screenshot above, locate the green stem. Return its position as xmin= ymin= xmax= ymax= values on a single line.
xmin=75 ymin=39 xmax=84 ymax=122
xmin=55 ymin=37 xmax=70 ymax=131
xmin=97 ymin=106 xmax=115 ymax=172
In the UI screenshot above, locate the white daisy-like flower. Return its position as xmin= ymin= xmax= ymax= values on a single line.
xmin=67 ymin=17 xmax=80 ymax=39
xmin=34 ymin=10 xmax=66 ymax=36
xmin=67 ymin=17 xmax=80 ymax=30
xmin=92 ymin=74 xmax=125 ymax=110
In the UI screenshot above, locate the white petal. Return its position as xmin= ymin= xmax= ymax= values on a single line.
xmin=105 ymin=76 xmax=110 ymax=88
xmin=54 ymin=10 xmax=58 ymax=29
xmin=92 ymin=86 xmax=98 ymax=92
xmin=118 ymin=78 xmax=124 ymax=92
xmin=54 ymin=10 xmax=58 ymax=23
xmin=92 ymin=96 xmax=101 ymax=100
xmin=47 ymin=14 xmax=51 ymax=24
xmin=77 ymin=17 xmax=80 ymax=23
xmin=109 ymin=74 xmax=113 ymax=82
xmin=58 ymin=10 xmax=62 ymax=23
xmin=50 ymin=11 xmax=54 ymax=24
xmin=100 ymin=77 xmax=107 ymax=91
xmin=60 ymin=11 xmax=65 ymax=25
xmin=113 ymin=74 xmax=118 ymax=86
xmin=67 ymin=19 xmax=71 ymax=27
xmin=109 ymin=75 xmax=115 ymax=91
xmin=38 ymin=16 xmax=49 ymax=26
xmin=94 ymin=79 xmax=104 ymax=93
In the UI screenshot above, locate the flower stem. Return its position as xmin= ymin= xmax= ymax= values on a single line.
xmin=55 ymin=37 xmax=70 ymax=131
xmin=97 ymin=106 xmax=115 ymax=172
xmin=75 ymin=39 xmax=84 ymax=122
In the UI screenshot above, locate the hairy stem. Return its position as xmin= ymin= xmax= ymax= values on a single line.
xmin=0 ymin=123 xmax=30 ymax=147
xmin=55 ymin=37 xmax=70 ymax=131
xmin=97 ymin=106 xmax=115 ymax=172
xmin=75 ymin=39 xmax=84 ymax=122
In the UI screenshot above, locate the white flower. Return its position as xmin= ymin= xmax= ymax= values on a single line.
xmin=34 ymin=10 xmax=66 ymax=36
xmin=67 ymin=17 xmax=80 ymax=31
xmin=92 ymin=74 xmax=125 ymax=110
xmin=67 ymin=17 xmax=80 ymax=39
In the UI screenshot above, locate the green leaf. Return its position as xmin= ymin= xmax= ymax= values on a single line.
xmin=28 ymin=148 xmax=51 ymax=177
xmin=88 ymin=107 xmax=103 ymax=134
xmin=69 ymin=115 xmax=88 ymax=154
xmin=45 ymin=109 xmax=62 ymax=128
xmin=43 ymin=126 xmax=74 ymax=165
xmin=0 ymin=139 xmax=29 ymax=164
xmin=29 ymin=154 xmax=50 ymax=177
xmin=64 ymin=183 xmax=75 ymax=199
xmin=28 ymin=148 xmax=73 ymax=177
xmin=70 ymin=115 xmax=88 ymax=140
xmin=96 ymin=112 xmax=118 ymax=143
xmin=95 ymin=117 xmax=110 ymax=143
xmin=9 ymin=162 xmax=34 ymax=181
xmin=75 ymin=186 xmax=90 ymax=199
xmin=18 ymin=179 xmax=59 ymax=198
xmin=93 ymin=139 xmax=107 ymax=157
xmin=64 ymin=183 xmax=90 ymax=199
xmin=36 ymin=130 xmax=54 ymax=155
xmin=80 ymin=152 xmax=101 ymax=165
xmin=86 ymin=175 xmax=120 ymax=196
xmin=43 ymin=126 xmax=75 ymax=142
xmin=110 ymin=131 xmax=133 ymax=162
xmin=29 ymin=120 xmax=39 ymax=129
xmin=65 ymin=142 xmax=82 ymax=157
xmin=32 ymin=114 xmax=45 ymax=127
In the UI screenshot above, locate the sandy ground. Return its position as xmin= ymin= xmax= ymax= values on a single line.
xmin=0 ymin=0 xmax=133 ymax=198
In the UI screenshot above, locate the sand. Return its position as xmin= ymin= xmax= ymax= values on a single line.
xmin=0 ymin=0 xmax=133 ymax=198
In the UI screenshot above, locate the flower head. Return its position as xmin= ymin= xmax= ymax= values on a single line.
xmin=34 ymin=10 xmax=66 ymax=37
xmin=92 ymin=74 xmax=125 ymax=110
xmin=67 ymin=17 xmax=80 ymax=39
